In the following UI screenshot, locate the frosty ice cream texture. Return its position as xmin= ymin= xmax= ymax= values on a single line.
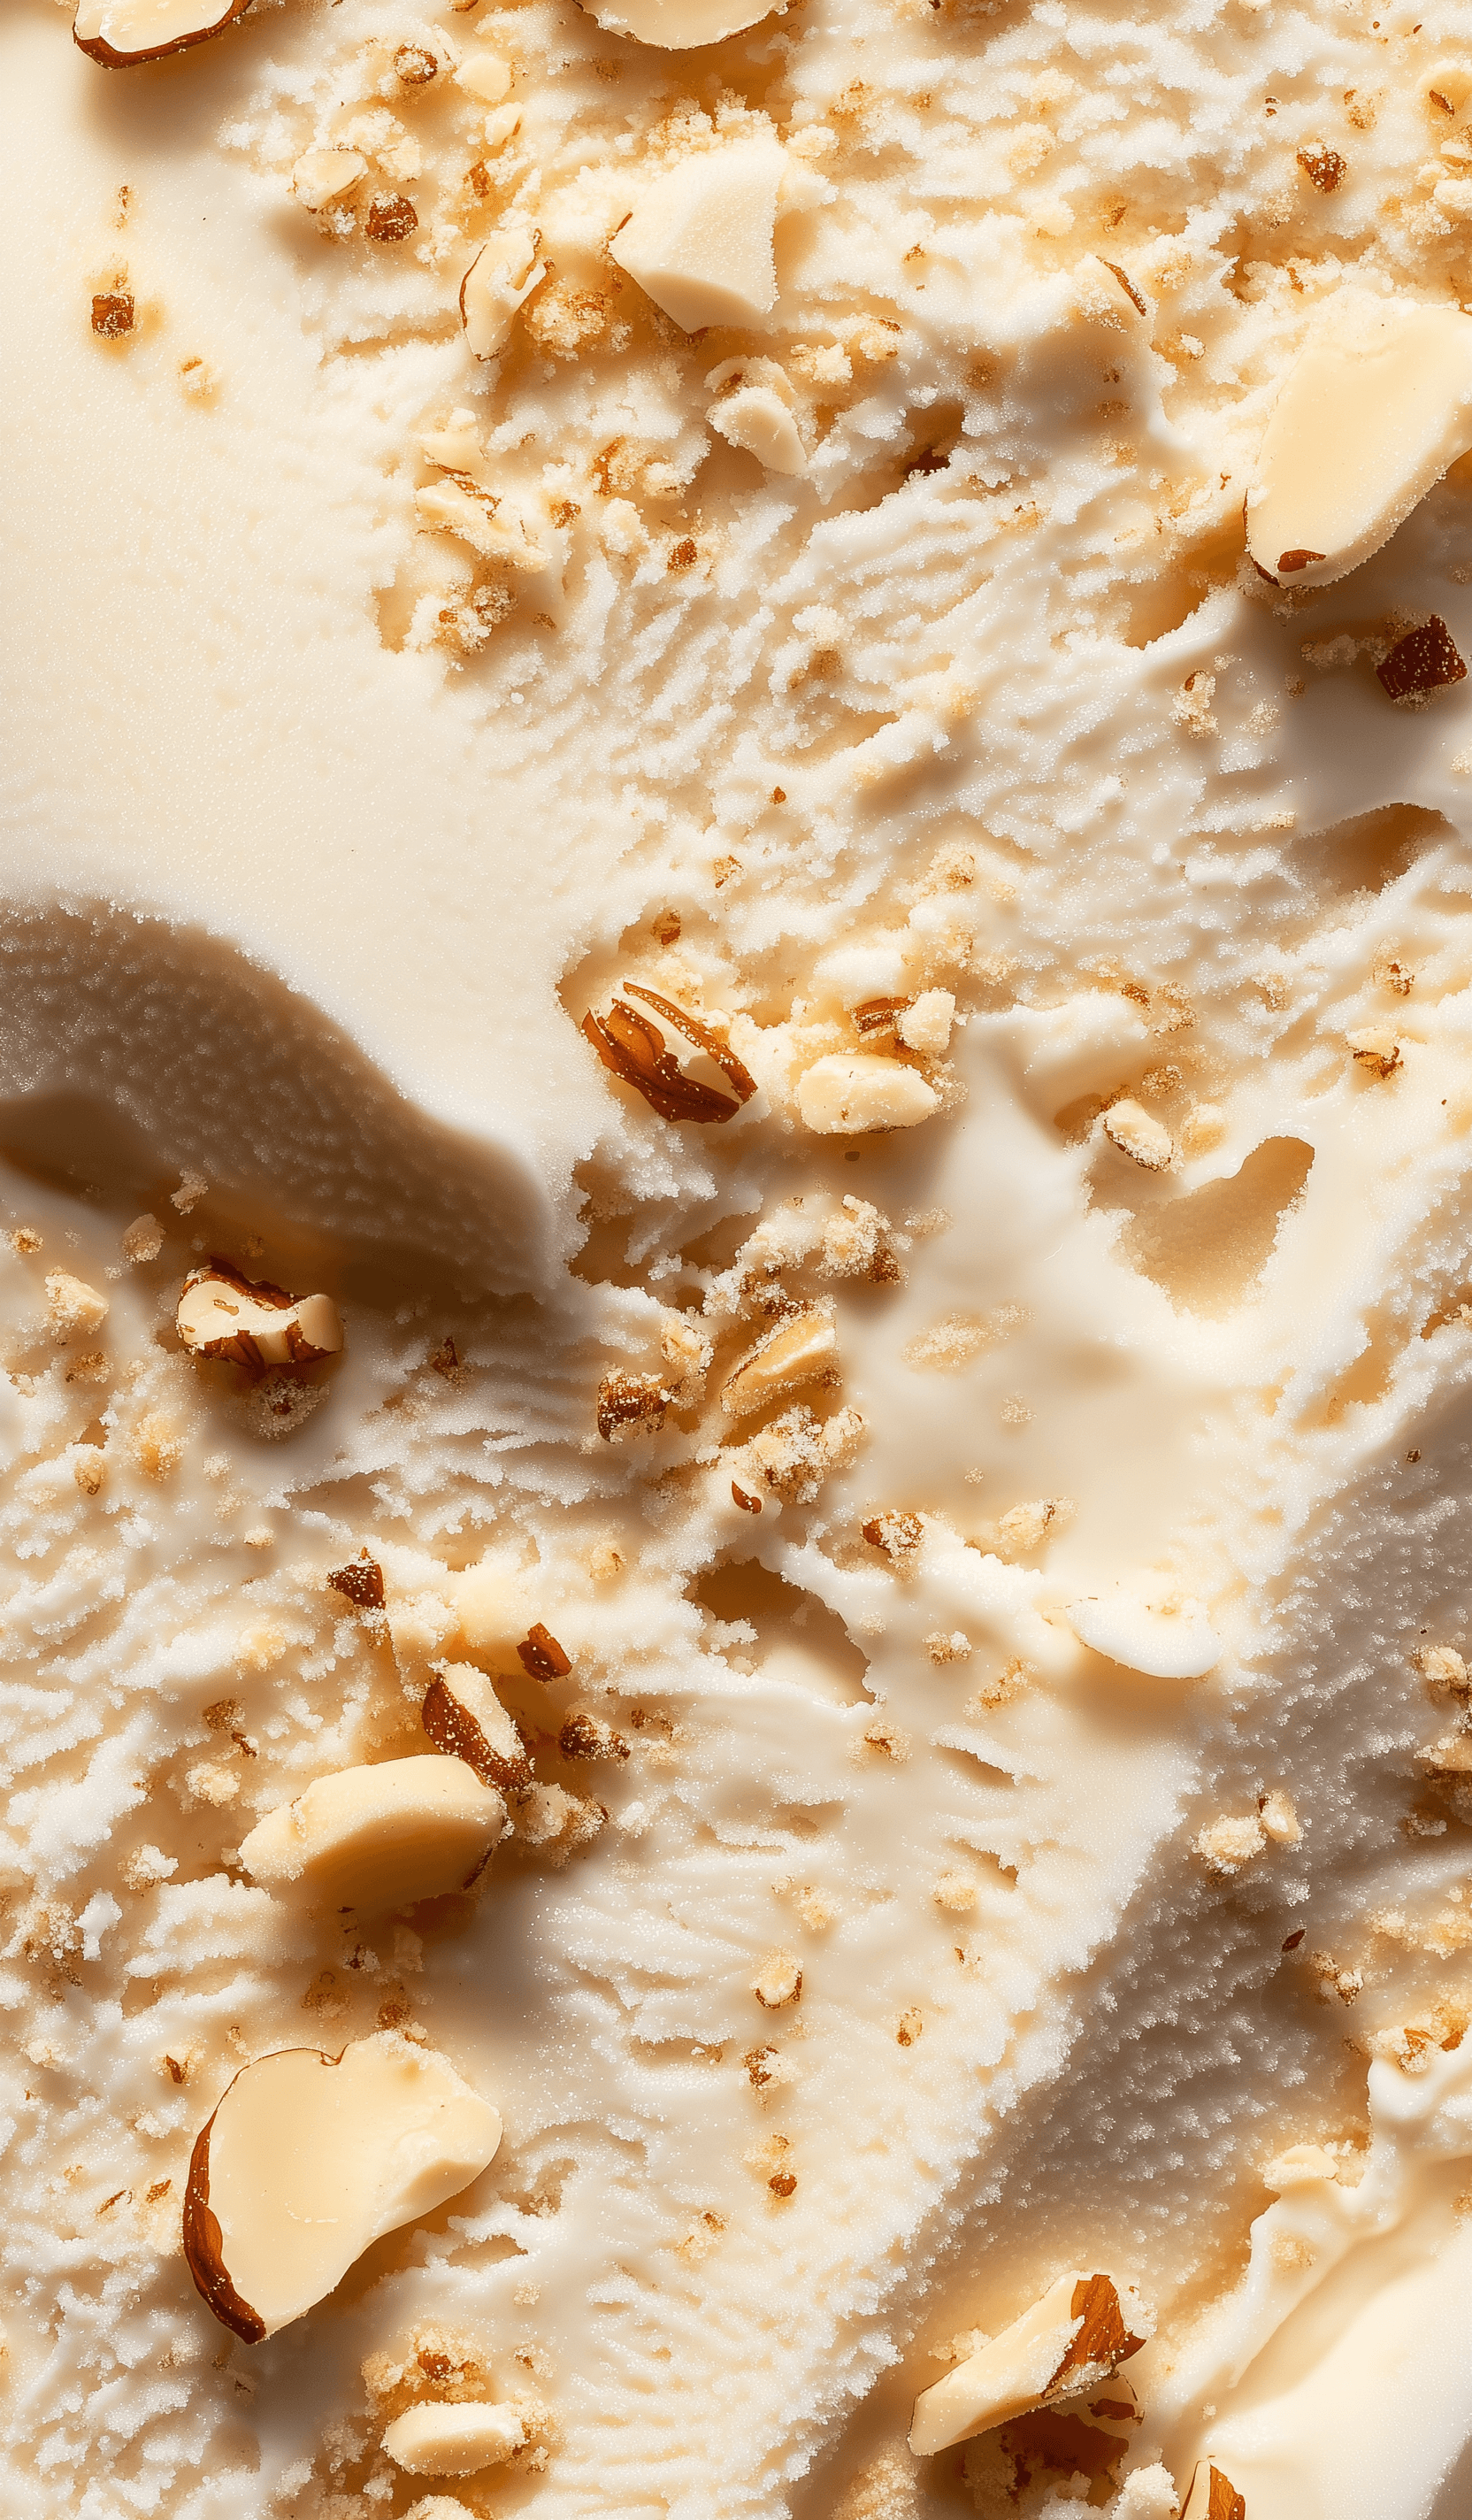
xmin=12 ymin=0 xmax=1472 ymax=2514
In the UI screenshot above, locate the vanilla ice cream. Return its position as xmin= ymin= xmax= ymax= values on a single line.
xmin=6 ymin=0 xmax=1472 ymax=2514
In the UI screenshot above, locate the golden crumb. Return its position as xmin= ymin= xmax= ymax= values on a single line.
xmin=132 ymin=1412 xmax=182 ymax=1479
xmin=896 ymin=2008 xmax=924 ymax=2046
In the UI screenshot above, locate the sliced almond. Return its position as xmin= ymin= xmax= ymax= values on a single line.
xmin=1246 ymin=291 xmax=1472 ymax=590
xmin=1101 ymin=1100 xmax=1172 ymax=1170
xmin=908 ymin=2271 xmax=1149 ymax=2458
xmin=579 ymin=0 xmax=775 ymax=44
xmin=177 ymin=1259 xmax=342 ymax=1373
xmin=459 ymin=227 xmax=545 ymax=360
xmin=73 ymin=0 xmax=249 ymax=65
xmin=239 ymin=1758 xmax=505 ymax=1913
xmin=423 ymin=1663 xmax=531 ymax=1791
xmin=721 ymin=1305 xmax=837 ymax=1419
xmin=1181 ymin=2462 xmax=1246 ymax=2520
xmin=583 ymin=983 xmax=755 ymax=1124
xmin=797 ymin=1053 xmax=940 ymax=1135
xmin=382 ymin=2400 xmax=525 ymax=2476
xmin=610 ymin=139 xmax=785 ymax=334
xmin=708 ymin=378 xmax=807 ymax=476
xmin=183 ymin=2033 xmax=500 ymax=2340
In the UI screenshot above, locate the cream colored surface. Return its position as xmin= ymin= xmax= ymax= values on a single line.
xmin=8 ymin=0 xmax=1472 ymax=2513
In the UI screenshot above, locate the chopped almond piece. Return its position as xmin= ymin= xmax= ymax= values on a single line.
xmin=239 ymin=1758 xmax=505 ymax=1913
xmin=610 ymin=139 xmax=785 ymax=333
xmin=1180 ymin=2462 xmax=1246 ymax=2520
xmin=183 ymin=2034 xmax=500 ymax=2340
xmin=423 ymin=1664 xmax=531 ymax=1790
xmin=1246 ymin=292 xmax=1472 ymax=590
xmin=293 ymin=148 xmax=367 ymax=211
xmin=382 ymin=2400 xmax=525 ymax=2474
xmin=721 ymin=1306 xmax=838 ymax=1419
xmin=460 ymin=227 xmax=545 ymax=360
xmin=1102 ymin=1100 xmax=1172 ymax=1170
xmin=798 ymin=1053 xmax=939 ymax=1134
xmin=177 ymin=1259 xmax=342 ymax=1374
xmin=73 ymin=0 xmax=249 ymax=66
xmin=584 ymin=984 xmax=755 ymax=1124
xmin=908 ymin=2272 xmax=1150 ymax=2458
xmin=581 ymin=0 xmax=776 ymax=43
xmin=46 ymin=1272 xmax=109 ymax=1344
xmin=1377 ymin=617 xmax=1467 ymax=703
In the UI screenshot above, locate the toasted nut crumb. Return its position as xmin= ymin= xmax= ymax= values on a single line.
xmin=862 ymin=1717 xmax=912 ymax=1761
xmin=924 ymin=1632 xmax=971 ymax=1664
xmin=1102 ymin=1099 xmax=1173 ymax=1169
xmin=933 ymin=1871 xmax=977 ymax=1912
xmin=1309 ymin=1950 xmax=1364 ymax=2004
xmin=133 ymin=1413 xmax=183 ymax=1480
xmin=121 ymin=1213 xmax=164 ymax=1263
xmin=596 ymin=1370 xmax=671 ymax=1441
xmin=366 ymin=194 xmax=418 ymax=243
xmin=395 ymin=42 xmax=438 ymax=83
xmin=91 ymin=293 xmax=134 ymax=339
xmin=1195 ymin=1812 xmax=1268 ymax=1874
xmin=424 ymin=1665 xmax=531 ymax=1791
xmin=1418 ymin=1643 xmax=1469 ymax=1693
xmin=328 ymin=1554 xmax=386 ymax=1613
xmin=751 ymin=1950 xmax=801 ymax=2009
xmin=1297 ymin=142 xmax=1346 ymax=191
xmin=862 ymin=1510 xmax=924 ymax=1564
xmin=1348 ymin=1025 xmax=1401 ymax=1078
xmin=292 ymin=148 xmax=367 ymax=211
xmin=587 ymin=1542 xmax=625 ymax=1580
xmin=72 ymin=1450 xmax=105 ymax=1498
xmin=558 ymin=1710 xmax=630 ymax=1763
xmin=722 ymin=1305 xmax=838 ymax=1419
xmin=518 ymin=1623 xmax=571 ymax=1682
xmin=9 ymin=1228 xmax=42 ymax=1254
xmin=1259 ymin=1788 xmax=1301 ymax=1844
xmin=896 ymin=2007 xmax=924 ymax=2045
xmin=46 ymin=1272 xmax=109 ymax=1345
xmin=1377 ymin=617 xmax=1467 ymax=703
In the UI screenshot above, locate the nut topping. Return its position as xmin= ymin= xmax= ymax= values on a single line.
xmin=797 ymin=1053 xmax=940 ymax=1135
xmin=328 ymin=1552 xmax=386 ymax=1612
xmin=73 ymin=0 xmax=249 ymax=67
xmin=176 ymin=1258 xmax=342 ymax=1375
xmin=1180 ymin=2462 xmax=1246 ymax=2520
xmin=610 ymin=138 xmax=786 ymax=334
xmin=292 ymin=148 xmax=368 ymax=211
xmin=517 ymin=1622 xmax=572 ymax=1681
xmin=239 ymin=1757 xmax=506 ymax=1913
xmin=423 ymin=1663 xmax=532 ymax=1791
xmin=1246 ymin=291 xmax=1472 ymax=590
xmin=90 ymin=292 xmax=134 ymax=338
xmin=1376 ymin=616 xmax=1468 ymax=703
xmin=459 ymin=227 xmax=546 ymax=361
xmin=721 ymin=1304 xmax=838 ymax=1419
xmin=382 ymin=2400 xmax=525 ymax=2475
xmin=578 ymin=0 xmax=777 ymax=45
xmin=183 ymin=2033 xmax=501 ymax=2340
xmin=908 ymin=2271 xmax=1149 ymax=2458
xmin=582 ymin=984 xmax=756 ymax=1125
xmin=366 ymin=194 xmax=418 ymax=243
xmin=1101 ymin=1100 xmax=1173 ymax=1170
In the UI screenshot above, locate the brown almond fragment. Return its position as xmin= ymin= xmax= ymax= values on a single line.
xmin=752 ymin=1950 xmax=801 ymax=2009
xmin=518 ymin=1622 xmax=572 ymax=1682
xmin=183 ymin=2035 xmax=500 ymax=2342
xmin=558 ymin=1710 xmax=630 ymax=1763
xmin=908 ymin=2270 xmax=1151 ymax=2458
xmin=328 ymin=1553 xmax=386 ymax=1612
xmin=1347 ymin=1026 xmax=1401 ymax=1079
xmin=177 ymin=1258 xmax=341 ymax=1377
xmin=1181 ymin=2462 xmax=1246 ymax=2520
xmin=395 ymin=41 xmax=437 ymax=81
xmin=732 ymin=1481 xmax=763 ymax=1513
xmin=1276 ymin=548 xmax=1325 ymax=572
xmin=366 ymin=194 xmax=418 ymax=243
xmin=1298 ymin=142 xmax=1346 ymax=191
xmin=91 ymin=292 xmax=134 ymax=337
xmin=596 ymin=1370 xmax=671 ymax=1441
xmin=424 ymin=1664 xmax=531 ymax=1791
xmin=1377 ymin=616 xmax=1467 ymax=703
xmin=582 ymin=983 xmax=756 ymax=1126
xmin=73 ymin=0 xmax=249 ymax=67
xmin=862 ymin=1510 xmax=924 ymax=1563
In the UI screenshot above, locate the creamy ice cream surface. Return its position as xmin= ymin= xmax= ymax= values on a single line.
xmin=8 ymin=0 xmax=1472 ymax=2513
